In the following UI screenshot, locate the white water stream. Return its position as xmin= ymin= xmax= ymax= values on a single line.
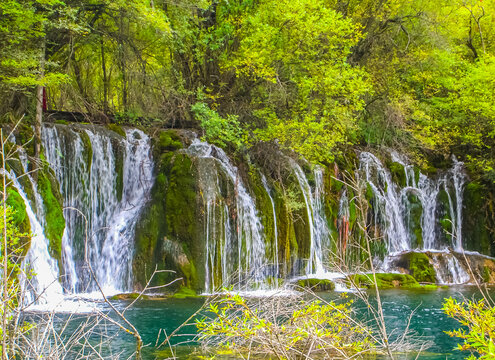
xmin=359 ymin=151 xmax=470 ymax=283
xmin=187 ymin=140 xmax=267 ymax=293
xmin=261 ymin=174 xmax=279 ymax=278
xmin=42 ymin=124 xmax=153 ymax=295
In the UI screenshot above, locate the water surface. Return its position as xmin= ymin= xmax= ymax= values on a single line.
xmin=41 ymin=286 xmax=492 ymax=359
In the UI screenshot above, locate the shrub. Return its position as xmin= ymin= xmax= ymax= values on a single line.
xmin=443 ymin=297 xmax=495 ymax=359
xmin=195 ymin=291 xmax=375 ymax=359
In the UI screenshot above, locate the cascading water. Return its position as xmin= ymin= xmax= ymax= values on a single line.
xmin=291 ymin=161 xmax=330 ymax=275
xmin=431 ymin=252 xmax=470 ymax=284
xmin=337 ymin=189 xmax=350 ymax=260
xmin=9 ymin=173 xmax=64 ymax=305
xmin=359 ymin=152 xmax=410 ymax=253
xmin=42 ymin=124 xmax=153 ymax=295
xmin=261 ymin=174 xmax=279 ymax=278
xmin=312 ymin=167 xmax=331 ymax=274
xmin=15 ymin=121 xmax=478 ymax=297
xmin=450 ymin=158 xmax=466 ymax=250
xmin=360 ymin=151 xmax=470 ymax=283
xmin=187 ymin=140 xmax=267 ymax=292
xmin=360 ymin=151 xmax=467 ymax=253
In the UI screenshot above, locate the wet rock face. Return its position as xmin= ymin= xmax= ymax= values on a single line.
xmin=133 ymin=131 xmax=203 ymax=292
xmin=384 ymin=250 xmax=495 ymax=285
xmin=452 ymin=251 xmax=495 ymax=284
xmin=462 ymin=182 xmax=494 ymax=256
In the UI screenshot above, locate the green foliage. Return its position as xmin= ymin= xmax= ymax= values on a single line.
xmin=221 ymin=0 xmax=369 ymax=163
xmin=3 ymin=0 xmax=495 ymax=182
xmin=0 ymin=205 xmax=31 ymax=354
xmin=192 ymin=102 xmax=247 ymax=150
xmin=0 ymin=205 xmax=29 ymax=274
xmin=0 ymin=0 xmax=76 ymax=105
xmin=196 ymin=292 xmax=375 ymax=358
xmin=443 ymin=298 xmax=495 ymax=359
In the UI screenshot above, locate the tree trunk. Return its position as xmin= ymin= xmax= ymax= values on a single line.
xmin=101 ymin=36 xmax=109 ymax=113
xmin=35 ymin=38 xmax=46 ymax=160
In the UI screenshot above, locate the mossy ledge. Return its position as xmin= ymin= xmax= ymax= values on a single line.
xmin=296 ymin=278 xmax=335 ymax=291
xmin=348 ymin=273 xmax=438 ymax=290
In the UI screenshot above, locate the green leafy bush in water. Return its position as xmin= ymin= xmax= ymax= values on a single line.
xmin=196 ymin=291 xmax=375 ymax=359
xmin=443 ymin=297 xmax=495 ymax=359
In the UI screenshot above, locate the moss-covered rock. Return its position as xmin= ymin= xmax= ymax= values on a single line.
xmin=14 ymin=123 xmax=35 ymax=157
xmin=134 ymin=140 xmax=202 ymax=292
xmin=78 ymin=130 xmax=93 ymax=170
xmin=6 ymin=187 xmax=30 ymax=235
xmin=274 ymin=183 xmax=299 ymax=277
xmin=405 ymin=194 xmax=423 ymax=248
xmin=162 ymin=237 xmax=198 ymax=288
xmin=482 ymin=265 xmax=494 ymax=283
xmin=172 ymin=286 xmax=198 ymax=299
xmin=157 ymin=131 xmax=183 ymax=152
xmin=396 ymin=252 xmax=436 ymax=283
xmin=110 ymin=293 xmax=150 ymax=301
xmin=388 ymin=161 xmax=406 ymax=187
xmin=454 ymin=251 xmax=495 ymax=284
xmin=296 ymin=278 xmax=335 ymax=291
xmin=165 ymin=154 xmax=197 ymax=245
xmin=37 ymin=169 xmax=65 ymax=260
xmin=349 ymin=273 xmax=422 ymax=289
xmin=107 ymin=124 xmax=126 ymax=138
xmin=436 ymin=189 xmax=453 ymax=247
xmin=114 ymin=144 xmax=124 ymax=202
xmin=462 ymin=182 xmax=492 ymax=255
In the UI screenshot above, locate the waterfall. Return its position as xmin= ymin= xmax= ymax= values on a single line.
xmin=360 ymin=151 xmax=467 ymax=253
xmin=338 ymin=189 xmax=350 ymax=260
xmin=291 ymin=161 xmax=330 ymax=275
xmin=359 ymin=152 xmax=410 ymax=253
xmin=450 ymin=158 xmax=466 ymax=250
xmin=430 ymin=252 xmax=470 ymax=284
xmin=261 ymin=174 xmax=279 ymax=278
xmin=187 ymin=140 xmax=266 ymax=292
xmin=9 ymin=173 xmax=64 ymax=305
xmin=312 ymin=167 xmax=331 ymax=274
xmin=42 ymin=124 xmax=153 ymax=295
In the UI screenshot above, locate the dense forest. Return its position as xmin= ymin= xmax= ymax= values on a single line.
xmin=1 ymin=0 xmax=494 ymax=178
